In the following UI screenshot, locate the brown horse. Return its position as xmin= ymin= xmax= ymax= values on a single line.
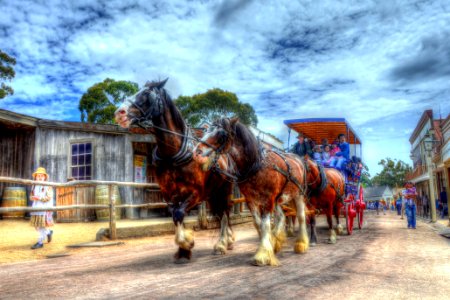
xmin=115 ymin=79 xmax=234 ymax=262
xmin=303 ymin=159 xmax=345 ymax=244
xmin=193 ymin=118 xmax=309 ymax=266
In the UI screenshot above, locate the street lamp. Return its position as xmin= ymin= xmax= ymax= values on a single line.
xmin=423 ymin=129 xmax=439 ymax=153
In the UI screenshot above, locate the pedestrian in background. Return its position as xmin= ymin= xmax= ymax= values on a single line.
xmin=396 ymin=193 xmax=402 ymax=216
xmin=30 ymin=167 xmax=54 ymax=249
xmin=440 ymin=187 xmax=448 ymax=219
xmin=403 ymin=182 xmax=417 ymax=229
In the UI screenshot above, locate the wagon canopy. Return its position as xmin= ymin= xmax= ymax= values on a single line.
xmin=283 ymin=118 xmax=362 ymax=145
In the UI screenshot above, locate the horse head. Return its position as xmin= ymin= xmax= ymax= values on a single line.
xmin=192 ymin=117 xmax=238 ymax=166
xmin=115 ymin=78 xmax=169 ymax=128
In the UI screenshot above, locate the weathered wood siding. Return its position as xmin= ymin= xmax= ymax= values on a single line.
xmin=0 ymin=124 xmax=35 ymax=207
xmin=36 ymin=127 xmax=133 ymax=220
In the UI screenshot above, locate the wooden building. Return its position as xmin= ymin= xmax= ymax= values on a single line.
xmin=0 ymin=109 xmax=163 ymax=221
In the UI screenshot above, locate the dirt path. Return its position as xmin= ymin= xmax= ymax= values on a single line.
xmin=0 ymin=212 xmax=449 ymax=299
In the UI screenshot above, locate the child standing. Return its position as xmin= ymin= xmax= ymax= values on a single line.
xmin=30 ymin=167 xmax=54 ymax=249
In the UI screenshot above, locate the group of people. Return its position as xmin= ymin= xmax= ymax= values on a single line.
xmin=291 ymin=132 xmax=349 ymax=170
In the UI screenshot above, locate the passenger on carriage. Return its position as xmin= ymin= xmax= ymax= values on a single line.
xmin=322 ymin=144 xmax=332 ymax=166
xmin=329 ymin=133 xmax=349 ymax=170
xmin=312 ymin=145 xmax=322 ymax=164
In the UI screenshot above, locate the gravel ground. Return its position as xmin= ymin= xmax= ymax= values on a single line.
xmin=0 ymin=212 xmax=449 ymax=300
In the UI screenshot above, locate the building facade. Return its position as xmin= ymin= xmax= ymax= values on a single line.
xmin=0 ymin=109 xmax=162 ymax=220
xmin=406 ymin=110 xmax=449 ymax=224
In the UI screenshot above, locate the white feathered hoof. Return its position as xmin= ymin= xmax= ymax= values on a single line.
xmin=252 ymin=247 xmax=280 ymax=267
xmin=213 ymin=242 xmax=227 ymax=255
xmin=335 ymin=224 xmax=344 ymax=235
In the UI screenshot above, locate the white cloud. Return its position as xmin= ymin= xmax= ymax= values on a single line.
xmin=1 ymin=0 xmax=450 ymax=175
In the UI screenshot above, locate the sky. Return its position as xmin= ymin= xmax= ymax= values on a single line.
xmin=1 ymin=0 xmax=449 ymax=176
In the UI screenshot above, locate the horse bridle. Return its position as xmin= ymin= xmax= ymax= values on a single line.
xmin=126 ymin=87 xmax=165 ymax=130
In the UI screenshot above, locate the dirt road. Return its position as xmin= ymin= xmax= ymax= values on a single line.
xmin=1 ymin=212 xmax=449 ymax=299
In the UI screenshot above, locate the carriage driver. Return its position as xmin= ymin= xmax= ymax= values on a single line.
xmin=292 ymin=132 xmax=313 ymax=158
xmin=330 ymin=133 xmax=350 ymax=170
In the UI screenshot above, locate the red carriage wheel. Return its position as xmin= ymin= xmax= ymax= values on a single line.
xmin=345 ymin=199 xmax=355 ymax=235
xmin=357 ymin=185 xmax=365 ymax=229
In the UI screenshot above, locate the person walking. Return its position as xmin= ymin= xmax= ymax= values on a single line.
xmin=30 ymin=167 xmax=54 ymax=249
xmin=403 ymin=182 xmax=417 ymax=229
xmin=396 ymin=194 xmax=402 ymax=216
xmin=440 ymin=188 xmax=448 ymax=219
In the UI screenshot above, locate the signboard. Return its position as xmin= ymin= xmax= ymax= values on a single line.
xmin=134 ymin=155 xmax=147 ymax=183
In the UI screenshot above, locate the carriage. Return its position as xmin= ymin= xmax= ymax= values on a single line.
xmin=283 ymin=118 xmax=366 ymax=235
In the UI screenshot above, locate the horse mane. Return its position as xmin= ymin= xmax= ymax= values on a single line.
xmin=161 ymin=89 xmax=187 ymax=132
xmin=146 ymin=79 xmax=186 ymax=133
xmin=216 ymin=118 xmax=262 ymax=178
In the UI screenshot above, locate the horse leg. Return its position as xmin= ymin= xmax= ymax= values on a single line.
xmin=309 ymin=214 xmax=318 ymax=246
xmin=294 ymin=195 xmax=310 ymax=254
xmin=248 ymin=203 xmax=262 ymax=237
xmin=286 ymin=216 xmax=295 ymax=237
xmin=252 ymin=212 xmax=279 ymax=266
xmin=213 ymin=213 xmax=233 ymax=255
xmin=272 ymin=204 xmax=286 ymax=254
xmin=174 ymin=222 xmax=194 ymax=263
xmin=334 ymin=203 xmax=344 ymax=235
xmin=327 ymin=213 xmax=337 ymax=244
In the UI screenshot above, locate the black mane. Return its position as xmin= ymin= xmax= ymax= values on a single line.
xmin=216 ymin=118 xmax=262 ymax=177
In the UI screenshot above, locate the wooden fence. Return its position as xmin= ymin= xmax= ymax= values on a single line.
xmin=0 ymin=176 xmax=245 ymax=240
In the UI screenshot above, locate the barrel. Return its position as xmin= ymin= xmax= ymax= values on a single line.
xmin=1 ymin=187 xmax=27 ymax=218
xmin=95 ymin=185 xmax=122 ymax=221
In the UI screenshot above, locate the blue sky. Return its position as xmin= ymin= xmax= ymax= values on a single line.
xmin=1 ymin=0 xmax=449 ymax=176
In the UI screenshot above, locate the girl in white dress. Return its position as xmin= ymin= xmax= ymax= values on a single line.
xmin=30 ymin=167 xmax=54 ymax=249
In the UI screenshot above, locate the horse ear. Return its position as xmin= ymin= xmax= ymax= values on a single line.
xmin=158 ymin=78 xmax=169 ymax=88
xmin=230 ymin=117 xmax=239 ymax=127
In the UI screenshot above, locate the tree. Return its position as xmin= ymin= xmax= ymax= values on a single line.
xmin=0 ymin=50 xmax=16 ymax=99
xmin=371 ymin=158 xmax=412 ymax=188
xmin=174 ymin=88 xmax=258 ymax=127
xmin=79 ymin=78 xmax=139 ymax=124
xmin=360 ymin=163 xmax=372 ymax=187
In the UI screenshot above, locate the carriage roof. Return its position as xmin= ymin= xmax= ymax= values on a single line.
xmin=283 ymin=118 xmax=362 ymax=145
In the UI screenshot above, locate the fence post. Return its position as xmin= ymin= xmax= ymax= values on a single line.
xmin=109 ymin=185 xmax=117 ymax=240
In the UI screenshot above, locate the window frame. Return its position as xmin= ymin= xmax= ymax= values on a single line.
xmin=68 ymin=139 xmax=95 ymax=180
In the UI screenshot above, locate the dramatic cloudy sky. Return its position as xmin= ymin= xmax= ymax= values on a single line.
xmin=1 ymin=0 xmax=449 ymax=175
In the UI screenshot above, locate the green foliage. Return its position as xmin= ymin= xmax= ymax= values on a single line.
xmin=174 ymin=88 xmax=258 ymax=127
xmin=371 ymin=158 xmax=412 ymax=188
xmin=79 ymin=78 xmax=139 ymax=124
xmin=0 ymin=50 xmax=16 ymax=99
xmin=360 ymin=163 xmax=372 ymax=187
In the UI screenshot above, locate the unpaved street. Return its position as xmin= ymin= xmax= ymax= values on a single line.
xmin=0 ymin=212 xmax=449 ymax=300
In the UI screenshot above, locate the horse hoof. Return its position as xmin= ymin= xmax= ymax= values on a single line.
xmin=227 ymin=244 xmax=234 ymax=251
xmin=310 ymin=242 xmax=317 ymax=247
xmin=174 ymin=247 xmax=192 ymax=262
xmin=252 ymin=248 xmax=280 ymax=266
xmin=174 ymin=257 xmax=190 ymax=264
xmin=327 ymin=238 xmax=337 ymax=244
xmin=294 ymin=241 xmax=309 ymax=254
xmin=213 ymin=244 xmax=227 ymax=255
xmin=251 ymin=256 xmax=280 ymax=267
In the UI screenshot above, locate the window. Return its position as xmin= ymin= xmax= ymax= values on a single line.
xmin=70 ymin=142 xmax=92 ymax=180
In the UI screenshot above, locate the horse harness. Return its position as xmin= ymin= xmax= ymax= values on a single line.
xmin=329 ymin=171 xmax=346 ymax=204
xmin=271 ymin=151 xmax=308 ymax=199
